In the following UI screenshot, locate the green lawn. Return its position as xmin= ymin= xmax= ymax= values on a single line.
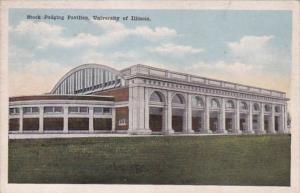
xmin=9 ymin=135 xmax=290 ymax=185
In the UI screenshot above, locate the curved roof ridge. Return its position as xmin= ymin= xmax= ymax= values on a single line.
xmin=50 ymin=63 xmax=121 ymax=94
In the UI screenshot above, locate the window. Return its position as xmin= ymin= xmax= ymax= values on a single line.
xmin=54 ymin=107 xmax=63 ymax=112
xmin=94 ymin=118 xmax=112 ymax=130
xmin=226 ymin=100 xmax=234 ymax=109
xmin=93 ymin=107 xmax=112 ymax=114
xmin=23 ymin=107 xmax=39 ymax=114
xmin=9 ymin=108 xmax=20 ymax=115
xmin=240 ymin=102 xmax=248 ymax=110
xmin=23 ymin=107 xmax=30 ymax=114
xmin=80 ymin=107 xmax=88 ymax=113
xmin=68 ymin=107 xmax=78 ymax=113
xmin=32 ymin=107 xmax=39 ymax=113
xmin=264 ymin=104 xmax=271 ymax=112
xmin=253 ymin=103 xmax=260 ymax=111
xmin=44 ymin=106 xmax=63 ymax=113
xmin=172 ymin=94 xmax=185 ymax=104
xmin=68 ymin=106 xmax=89 ymax=114
xmin=118 ymin=118 xmax=127 ymax=126
xmin=210 ymin=99 xmax=220 ymax=109
xmin=9 ymin=118 xmax=19 ymax=131
xmin=103 ymin=108 xmax=112 ymax=114
xmin=275 ymin=106 xmax=281 ymax=113
xmin=192 ymin=96 xmax=203 ymax=108
xmin=94 ymin=107 xmax=103 ymax=113
xmin=150 ymin=91 xmax=164 ymax=102
xmin=44 ymin=107 xmax=53 ymax=113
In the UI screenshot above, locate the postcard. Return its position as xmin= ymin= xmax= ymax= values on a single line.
xmin=0 ymin=1 xmax=299 ymax=193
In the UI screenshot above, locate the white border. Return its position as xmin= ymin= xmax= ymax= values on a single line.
xmin=1 ymin=1 xmax=299 ymax=193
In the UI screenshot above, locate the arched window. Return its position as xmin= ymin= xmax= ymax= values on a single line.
xmin=253 ymin=103 xmax=260 ymax=111
xmin=264 ymin=104 xmax=271 ymax=112
xmin=210 ymin=98 xmax=220 ymax=109
xmin=172 ymin=94 xmax=185 ymax=104
xmin=150 ymin=91 xmax=164 ymax=102
xmin=192 ymin=96 xmax=204 ymax=108
xmin=275 ymin=106 xmax=281 ymax=113
xmin=240 ymin=101 xmax=248 ymax=110
xmin=226 ymin=100 xmax=234 ymax=109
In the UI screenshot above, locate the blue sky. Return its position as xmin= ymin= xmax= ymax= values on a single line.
xmin=8 ymin=9 xmax=292 ymax=96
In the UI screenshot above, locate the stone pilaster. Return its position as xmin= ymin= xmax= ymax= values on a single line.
xmin=112 ymin=108 xmax=116 ymax=132
xmin=203 ymin=96 xmax=210 ymax=134
xmin=235 ymin=100 xmax=241 ymax=134
xmin=187 ymin=94 xmax=194 ymax=133
xmin=278 ymin=105 xmax=285 ymax=133
xmin=128 ymin=79 xmax=151 ymax=134
xmin=63 ymin=106 xmax=68 ymax=133
xmin=128 ymin=84 xmax=133 ymax=133
xmin=247 ymin=101 xmax=254 ymax=134
xmin=19 ymin=107 xmax=23 ymax=132
xmin=270 ymin=105 xmax=276 ymax=134
xmin=166 ymin=91 xmax=174 ymax=134
xmin=284 ymin=105 xmax=288 ymax=133
xmin=39 ymin=106 xmax=44 ymax=133
xmin=89 ymin=107 xmax=94 ymax=133
xmin=218 ymin=98 xmax=226 ymax=133
xmin=144 ymin=88 xmax=150 ymax=131
xmin=259 ymin=103 xmax=266 ymax=134
xmin=163 ymin=107 xmax=168 ymax=133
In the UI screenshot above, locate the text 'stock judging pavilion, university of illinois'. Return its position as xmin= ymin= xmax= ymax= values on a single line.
xmin=8 ymin=64 xmax=289 ymax=137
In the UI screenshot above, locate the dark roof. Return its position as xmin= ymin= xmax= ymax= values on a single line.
xmin=9 ymin=95 xmax=115 ymax=102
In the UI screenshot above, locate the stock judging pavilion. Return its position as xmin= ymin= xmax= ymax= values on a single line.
xmin=9 ymin=64 xmax=289 ymax=137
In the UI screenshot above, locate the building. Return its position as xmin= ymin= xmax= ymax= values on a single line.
xmin=9 ymin=64 xmax=289 ymax=137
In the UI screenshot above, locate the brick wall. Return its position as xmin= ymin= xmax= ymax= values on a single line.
xmin=93 ymin=87 xmax=129 ymax=102
xmin=115 ymin=107 xmax=128 ymax=130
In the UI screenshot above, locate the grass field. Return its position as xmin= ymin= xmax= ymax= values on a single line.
xmin=9 ymin=135 xmax=290 ymax=185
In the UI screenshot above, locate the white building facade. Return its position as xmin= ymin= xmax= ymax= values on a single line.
xmin=124 ymin=64 xmax=288 ymax=135
xmin=9 ymin=64 xmax=289 ymax=137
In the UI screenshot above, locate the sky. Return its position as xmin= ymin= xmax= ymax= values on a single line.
xmin=8 ymin=9 xmax=292 ymax=96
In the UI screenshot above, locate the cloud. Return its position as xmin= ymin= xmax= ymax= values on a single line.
xmin=9 ymin=20 xmax=290 ymax=96
xmin=92 ymin=20 xmax=126 ymax=32
xmin=11 ymin=21 xmax=101 ymax=48
xmin=9 ymin=60 xmax=71 ymax=96
xmin=182 ymin=60 xmax=288 ymax=93
xmin=9 ymin=45 xmax=34 ymax=62
xmin=227 ymin=35 xmax=279 ymax=66
xmin=228 ymin=35 xmax=274 ymax=55
xmin=148 ymin=43 xmax=203 ymax=56
xmin=12 ymin=20 xmax=63 ymax=36
xmin=93 ymin=20 xmax=177 ymax=40
xmin=80 ymin=50 xmax=141 ymax=70
xmin=184 ymin=61 xmax=262 ymax=78
xmin=87 ymin=21 xmax=177 ymax=47
xmin=132 ymin=26 xmax=177 ymax=40
xmin=52 ymin=33 xmax=102 ymax=47
xmin=79 ymin=49 xmax=182 ymax=71
xmin=11 ymin=20 xmax=177 ymax=48
xmin=79 ymin=45 xmax=288 ymax=93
